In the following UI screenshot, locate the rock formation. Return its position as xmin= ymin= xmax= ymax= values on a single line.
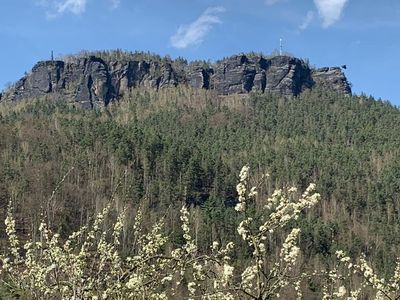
xmin=311 ymin=67 xmax=351 ymax=94
xmin=1 ymin=52 xmax=351 ymax=108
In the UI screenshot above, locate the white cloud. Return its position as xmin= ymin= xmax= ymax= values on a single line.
xmin=55 ymin=0 xmax=87 ymax=15
xmin=170 ymin=6 xmax=226 ymax=49
xmin=37 ymin=0 xmax=120 ymax=17
xmin=313 ymin=0 xmax=349 ymax=27
xmin=299 ymin=10 xmax=314 ymax=30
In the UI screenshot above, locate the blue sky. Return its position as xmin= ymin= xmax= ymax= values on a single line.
xmin=1 ymin=0 xmax=400 ymax=104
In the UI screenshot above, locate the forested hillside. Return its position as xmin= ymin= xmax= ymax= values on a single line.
xmin=0 ymin=87 xmax=399 ymax=297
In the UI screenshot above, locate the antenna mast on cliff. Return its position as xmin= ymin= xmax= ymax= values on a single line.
xmin=51 ymin=51 xmax=54 ymax=61
xmin=279 ymin=38 xmax=283 ymax=56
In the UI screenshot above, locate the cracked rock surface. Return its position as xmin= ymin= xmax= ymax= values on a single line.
xmin=1 ymin=53 xmax=351 ymax=108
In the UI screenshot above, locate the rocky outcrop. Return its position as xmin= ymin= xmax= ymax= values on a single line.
xmin=312 ymin=67 xmax=352 ymax=94
xmin=187 ymin=63 xmax=213 ymax=90
xmin=1 ymin=52 xmax=351 ymax=107
xmin=210 ymin=55 xmax=315 ymax=96
xmin=11 ymin=60 xmax=66 ymax=99
xmin=6 ymin=57 xmax=112 ymax=108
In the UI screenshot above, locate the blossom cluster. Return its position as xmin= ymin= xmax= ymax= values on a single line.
xmin=0 ymin=166 xmax=325 ymax=299
xmin=333 ymin=250 xmax=400 ymax=299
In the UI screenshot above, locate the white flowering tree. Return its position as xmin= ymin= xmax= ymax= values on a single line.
xmin=0 ymin=166 xmax=326 ymax=299
xmin=327 ymin=250 xmax=400 ymax=299
xmin=229 ymin=166 xmax=321 ymax=299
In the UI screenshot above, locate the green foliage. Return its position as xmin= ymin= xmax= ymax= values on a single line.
xmin=0 ymin=87 xmax=400 ymax=294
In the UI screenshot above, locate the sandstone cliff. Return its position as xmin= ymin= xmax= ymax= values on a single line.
xmin=1 ymin=52 xmax=351 ymax=108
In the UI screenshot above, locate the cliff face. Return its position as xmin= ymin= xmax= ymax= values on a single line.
xmin=311 ymin=67 xmax=351 ymax=94
xmin=1 ymin=53 xmax=351 ymax=108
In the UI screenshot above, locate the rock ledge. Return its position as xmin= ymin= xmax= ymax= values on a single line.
xmin=1 ymin=52 xmax=351 ymax=108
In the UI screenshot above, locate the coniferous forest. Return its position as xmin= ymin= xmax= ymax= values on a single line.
xmin=1 ymin=87 xmax=400 ymax=298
